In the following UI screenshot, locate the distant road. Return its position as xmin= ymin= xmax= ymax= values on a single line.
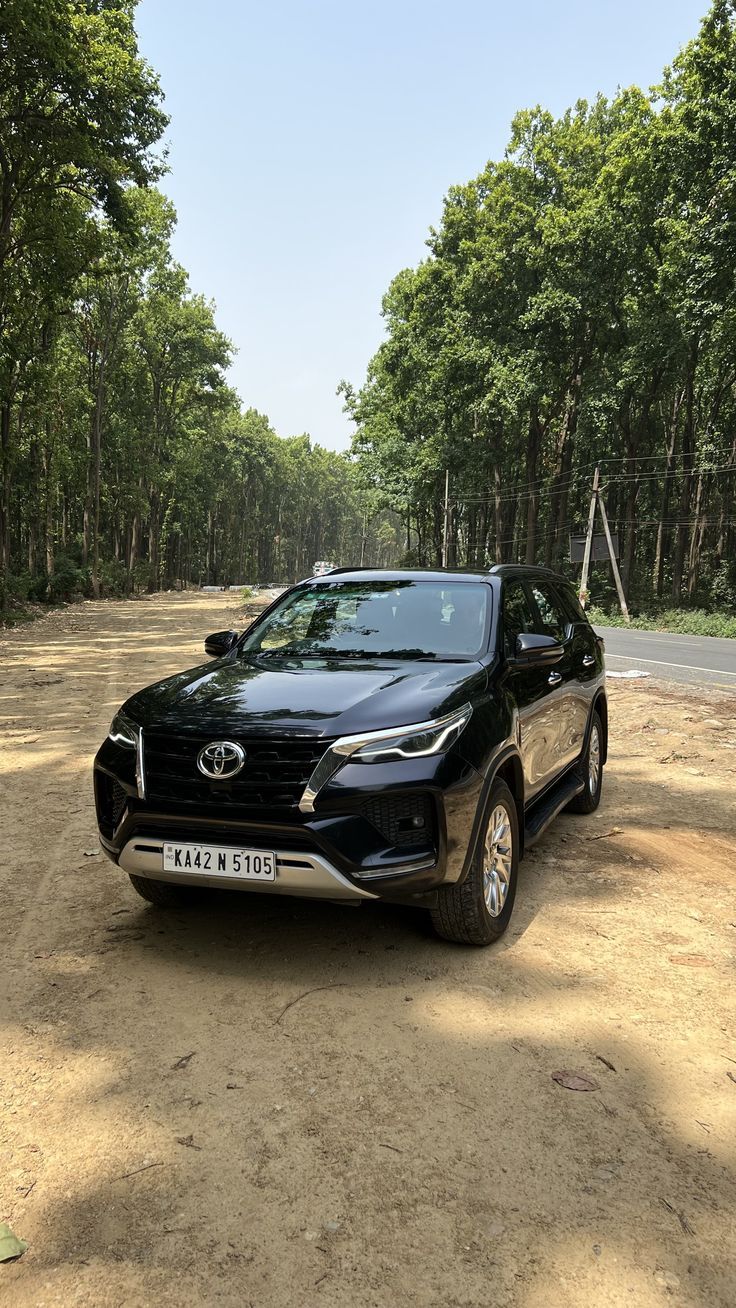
xmin=594 ymin=624 xmax=736 ymax=691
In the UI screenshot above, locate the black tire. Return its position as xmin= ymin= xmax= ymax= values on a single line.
xmin=430 ymin=778 xmax=519 ymax=946
xmin=567 ymin=710 xmax=604 ymax=814
xmin=128 ymin=874 xmax=194 ymax=907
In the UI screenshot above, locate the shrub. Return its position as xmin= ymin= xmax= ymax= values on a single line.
xmin=99 ymin=557 xmax=129 ymax=597
xmin=587 ymin=604 xmax=736 ymax=639
xmin=711 ymin=559 xmax=736 ymax=613
xmin=47 ymin=555 xmax=88 ymax=603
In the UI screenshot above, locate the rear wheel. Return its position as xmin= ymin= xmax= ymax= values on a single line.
xmin=128 ymin=874 xmax=195 ymax=907
xmin=430 ymin=778 xmax=519 ymax=946
xmin=567 ymin=710 xmax=603 ymax=814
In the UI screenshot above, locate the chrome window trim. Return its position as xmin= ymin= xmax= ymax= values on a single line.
xmin=298 ymin=703 xmax=472 ymax=814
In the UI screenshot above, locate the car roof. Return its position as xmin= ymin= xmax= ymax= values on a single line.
xmin=299 ymin=564 xmax=569 ymax=585
xmin=302 ymin=567 xmax=494 ymax=584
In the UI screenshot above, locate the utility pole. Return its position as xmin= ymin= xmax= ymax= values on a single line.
xmin=442 ymin=468 xmax=450 ymax=567
xmin=577 ymin=462 xmax=630 ymax=624
xmin=578 ymin=465 xmax=600 ymax=609
xmin=598 ymin=485 xmax=630 ymax=624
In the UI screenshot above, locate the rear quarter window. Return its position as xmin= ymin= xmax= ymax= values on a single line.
xmin=556 ymin=582 xmax=590 ymax=628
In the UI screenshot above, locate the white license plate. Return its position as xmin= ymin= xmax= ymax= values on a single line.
xmin=163 ymin=842 xmax=276 ymax=881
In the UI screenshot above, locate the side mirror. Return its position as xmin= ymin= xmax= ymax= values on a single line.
xmin=204 ymin=629 xmax=239 ymax=658
xmin=513 ymin=631 xmax=564 ymax=666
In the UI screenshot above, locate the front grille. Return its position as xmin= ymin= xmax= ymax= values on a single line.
xmin=143 ymin=732 xmax=333 ymax=815
xmin=362 ymin=793 xmax=434 ymax=848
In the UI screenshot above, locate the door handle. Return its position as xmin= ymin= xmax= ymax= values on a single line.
xmin=548 ymin=671 xmax=562 ymax=686
xmin=582 ymin=654 xmax=595 ymax=667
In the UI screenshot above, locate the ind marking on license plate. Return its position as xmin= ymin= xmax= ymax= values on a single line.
xmin=163 ymin=843 xmax=276 ymax=880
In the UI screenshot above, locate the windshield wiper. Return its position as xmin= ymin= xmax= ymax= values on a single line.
xmin=245 ymin=646 xmax=467 ymax=663
xmin=247 ymin=647 xmax=367 ymax=660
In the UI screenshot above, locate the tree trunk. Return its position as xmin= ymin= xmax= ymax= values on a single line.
xmin=653 ymin=392 xmax=681 ymax=597
xmin=686 ymin=473 xmax=705 ymax=598
xmin=493 ymin=464 xmax=503 ymax=563
xmin=148 ymin=492 xmax=160 ymax=591
xmin=671 ymin=345 xmax=697 ymax=603
xmin=545 ymin=385 xmax=580 ymax=567
xmin=42 ymin=442 xmax=54 ymax=582
xmin=621 ymin=456 xmax=638 ymax=599
xmin=0 ymin=399 xmax=12 ymax=588
xmin=524 ymin=413 xmax=542 ymax=565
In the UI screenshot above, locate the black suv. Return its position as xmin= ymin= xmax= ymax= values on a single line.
xmin=94 ymin=567 xmax=606 ymax=945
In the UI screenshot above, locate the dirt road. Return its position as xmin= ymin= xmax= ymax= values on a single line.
xmin=1 ymin=593 xmax=735 ymax=1307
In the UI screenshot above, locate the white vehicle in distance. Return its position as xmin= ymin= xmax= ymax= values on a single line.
xmin=312 ymin=560 xmax=337 ymax=576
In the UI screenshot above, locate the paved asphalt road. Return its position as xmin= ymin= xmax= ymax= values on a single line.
xmin=594 ymin=624 xmax=736 ymax=690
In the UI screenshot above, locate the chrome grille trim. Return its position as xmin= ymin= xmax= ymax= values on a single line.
xmin=136 ymin=727 xmax=146 ymax=800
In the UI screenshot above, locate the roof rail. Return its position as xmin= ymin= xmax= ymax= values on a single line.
xmin=321 ymin=565 xmax=373 ymax=576
xmin=487 ymin=563 xmax=559 ymax=576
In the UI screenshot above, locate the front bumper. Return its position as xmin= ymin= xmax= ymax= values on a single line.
xmin=94 ymin=740 xmax=483 ymax=906
xmin=117 ymin=838 xmax=379 ymax=901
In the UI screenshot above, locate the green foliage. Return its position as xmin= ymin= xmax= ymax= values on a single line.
xmin=0 ymin=1 xmax=393 ymax=615
xmin=710 ymin=559 xmax=736 ymax=611
xmin=588 ymin=606 xmax=736 ymax=639
xmin=345 ymin=3 xmax=736 ymax=609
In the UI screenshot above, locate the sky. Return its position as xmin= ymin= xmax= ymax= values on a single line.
xmin=136 ymin=0 xmax=709 ymax=451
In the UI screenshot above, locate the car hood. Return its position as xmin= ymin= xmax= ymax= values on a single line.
xmin=124 ymin=654 xmax=486 ymax=738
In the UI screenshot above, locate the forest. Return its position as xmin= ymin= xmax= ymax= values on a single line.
xmin=2 ymin=2 xmax=736 ymax=619
xmin=343 ymin=0 xmax=736 ymax=615
xmin=0 ymin=1 xmax=397 ymax=614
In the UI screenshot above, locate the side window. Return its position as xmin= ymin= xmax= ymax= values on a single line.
xmin=557 ymin=582 xmax=589 ymax=629
xmin=502 ymin=582 xmax=536 ymax=658
xmin=529 ymin=583 xmax=569 ymax=643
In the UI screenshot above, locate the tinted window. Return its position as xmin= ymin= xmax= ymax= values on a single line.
xmin=557 ymin=582 xmax=589 ymax=627
xmin=240 ymin=580 xmax=489 ymax=661
xmin=529 ymin=582 xmax=569 ymax=642
xmin=502 ymin=582 xmax=537 ymax=658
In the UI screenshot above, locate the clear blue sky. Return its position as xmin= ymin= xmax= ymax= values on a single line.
xmin=136 ymin=0 xmax=708 ymax=451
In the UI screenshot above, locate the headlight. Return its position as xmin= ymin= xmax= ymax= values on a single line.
xmin=108 ymin=711 xmax=138 ymax=748
xmin=351 ymin=705 xmax=473 ymax=763
xmin=299 ymin=704 xmax=473 ymax=813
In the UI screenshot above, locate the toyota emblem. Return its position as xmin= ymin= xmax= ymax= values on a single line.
xmin=197 ymin=740 xmax=246 ymax=780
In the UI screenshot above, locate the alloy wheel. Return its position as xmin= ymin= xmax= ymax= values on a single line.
xmin=482 ymin=804 xmax=513 ymax=918
xmin=589 ymin=724 xmax=601 ymax=794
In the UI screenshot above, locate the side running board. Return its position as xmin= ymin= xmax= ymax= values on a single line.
xmin=524 ymin=772 xmax=584 ymax=848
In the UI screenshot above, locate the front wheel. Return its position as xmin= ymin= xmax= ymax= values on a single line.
xmin=430 ymin=778 xmax=519 ymax=946
xmin=567 ymin=710 xmax=604 ymax=814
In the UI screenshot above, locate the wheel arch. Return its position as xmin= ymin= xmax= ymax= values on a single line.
xmin=593 ymin=690 xmax=608 ymax=764
xmin=493 ymin=753 xmax=525 ymax=857
xmin=457 ymin=746 xmax=526 ymax=885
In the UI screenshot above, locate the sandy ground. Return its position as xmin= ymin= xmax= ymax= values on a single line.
xmin=1 ymin=591 xmax=735 ymax=1308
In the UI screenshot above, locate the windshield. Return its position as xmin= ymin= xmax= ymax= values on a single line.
xmin=240 ymin=580 xmax=490 ymax=661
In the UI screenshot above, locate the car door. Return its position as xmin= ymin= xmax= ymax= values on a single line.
xmin=501 ymin=580 xmax=563 ymax=800
xmin=555 ymin=579 xmax=601 ymax=734
xmin=526 ymin=580 xmax=583 ymax=780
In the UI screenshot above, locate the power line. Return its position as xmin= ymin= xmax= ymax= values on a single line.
xmin=444 ymin=442 xmax=736 ymax=502
xmin=459 ymin=514 xmax=736 ymax=549
xmin=456 ymin=461 xmax=736 ymax=506
xmin=607 ymin=462 xmax=736 ymax=479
